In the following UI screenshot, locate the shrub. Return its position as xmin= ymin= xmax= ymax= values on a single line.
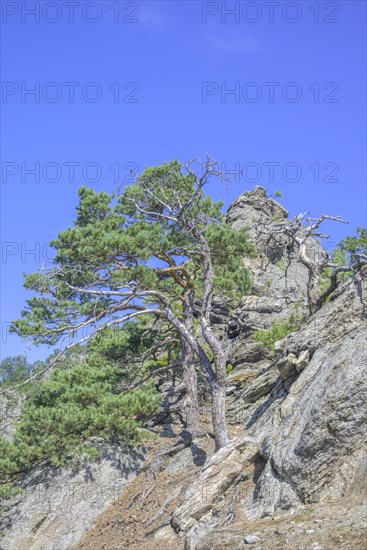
xmin=252 ymin=314 xmax=305 ymax=350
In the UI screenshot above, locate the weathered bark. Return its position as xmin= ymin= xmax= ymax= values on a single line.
xmin=195 ymin=232 xmax=230 ymax=451
xmin=307 ymin=271 xmax=320 ymax=315
xmin=203 ymin=329 xmax=229 ymax=451
xmin=181 ymin=288 xmax=205 ymax=437
xmin=196 ymin=343 xmax=229 ymax=449
xmin=211 ymin=382 xmax=229 ymax=451
xmin=182 ymin=342 xmax=205 ymax=436
xmin=166 ymin=310 xmax=230 ymax=450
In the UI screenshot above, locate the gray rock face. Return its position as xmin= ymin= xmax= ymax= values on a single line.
xmin=0 ymin=442 xmax=145 ymax=550
xmin=243 ymin=267 xmax=367 ymax=518
xmin=227 ymin=186 xmax=288 ymax=232
xmin=226 ymin=186 xmax=311 ymax=304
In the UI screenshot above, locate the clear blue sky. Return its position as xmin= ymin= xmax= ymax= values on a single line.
xmin=1 ymin=0 xmax=366 ymax=362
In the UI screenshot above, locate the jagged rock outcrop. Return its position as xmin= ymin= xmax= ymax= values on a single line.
xmin=226 ymin=186 xmax=311 ymax=303
xmin=0 ymin=443 xmax=145 ymax=550
xmin=225 ymin=187 xmax=311 ymax=425
xmin=78 ymin=191 xmax=366 ymax=548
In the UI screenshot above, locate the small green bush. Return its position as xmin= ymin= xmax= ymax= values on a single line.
xmin=252 ymin=314 xmax=304 ymax=350
xmin=226 ymin=363 xmax=234 ymax=375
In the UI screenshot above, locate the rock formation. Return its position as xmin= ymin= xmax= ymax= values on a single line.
xmin=162 ymin=263 xmax=366 ymax=548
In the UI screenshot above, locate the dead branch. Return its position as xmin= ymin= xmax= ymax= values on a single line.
xmin=127 ymin=491 xmax=141 ymax=509
xmin=126 ymin=361 xmax=182 ymax=392
xmin=255 ymin=212 xmax=351 ymax=314
xmin=140 ymin=483 xmax=156 ymax=509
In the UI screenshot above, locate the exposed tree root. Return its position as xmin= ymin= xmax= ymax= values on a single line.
xmin=143 ymin=430 xmax=193 ymax=481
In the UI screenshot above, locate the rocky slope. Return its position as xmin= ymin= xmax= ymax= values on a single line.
xmin=0 ymin=443 xmax=145 ymax=550
xmin=170 ymin=265 xmax=366 ymax=549
xmin=0 ymin=189 xmax=366 ymax=549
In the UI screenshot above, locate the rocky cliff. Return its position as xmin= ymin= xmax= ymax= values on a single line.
xmin=172 ymin=265 xmax=366 ymax=549
xmin=1 ymin=189 xmax=366 ymax=550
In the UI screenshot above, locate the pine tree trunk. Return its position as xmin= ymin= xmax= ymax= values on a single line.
xmin=211 ymin=352 xmax=229 ymax=451
xmin=197 ymin=343 xmax=230 ymax=451
xmin=307 ymin=272 xmax=320 ymax=315
xmin=194 ymin=230 xmax=230 ymax=451
xmin=182 ymin=339 xmax=204 ymax=436
xmin=181 ymin=287 xmax=204 ymax=437
xmin=211 ymin=383 xmax=229 ymax=451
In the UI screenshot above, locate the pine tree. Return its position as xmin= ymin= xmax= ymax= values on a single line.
xmin=11 ymin=158 xmax=255 ymax=450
